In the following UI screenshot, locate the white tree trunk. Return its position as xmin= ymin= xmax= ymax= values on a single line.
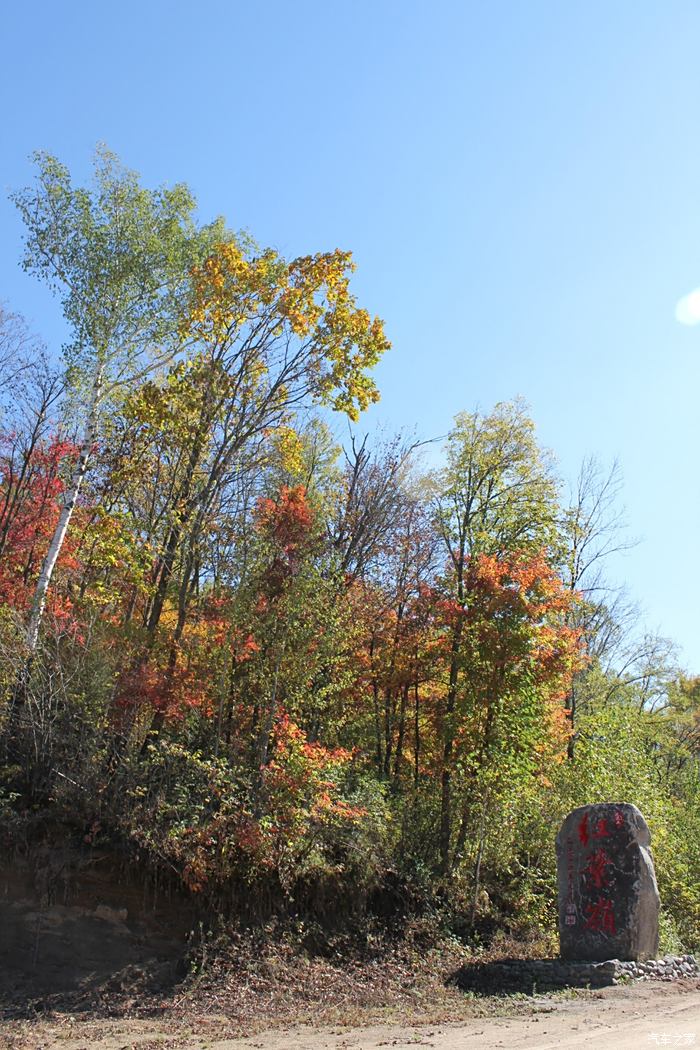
xmin=25 ymin=368 xmax=103 ymax=652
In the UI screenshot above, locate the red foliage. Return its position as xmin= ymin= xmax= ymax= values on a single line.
xmin=0 ymin=433 xmax=81 ymax=631
xmin=463 ymin=550 xmax=584 ymax=699
xmin=255 ymin=485 xmax=314 ymax=567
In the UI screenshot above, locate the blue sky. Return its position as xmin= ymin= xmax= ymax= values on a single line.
xmin=2 ymin=1 xmax=700 ymax=670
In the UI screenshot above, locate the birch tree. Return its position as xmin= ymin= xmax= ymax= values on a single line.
xmin=11 ymin=147 xmax=224 ymax=652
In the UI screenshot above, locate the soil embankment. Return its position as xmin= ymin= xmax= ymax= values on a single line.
xmin=0 ymin=841 xmax=191 ymax=1012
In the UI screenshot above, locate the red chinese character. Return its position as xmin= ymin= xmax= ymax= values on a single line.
xmin=584 ymin=898 xmax=616 ymax=935
xmin=583 ymin=848 xmax=613 ymax=889
xmin=594 ymin=817 xmax=610 ymax=838
xmin=564 ymin=900 xmax=577 ymax=926
xmin=613 ymin=808 xmax=625 ymax=829
xmin=578 ymin=813 xmax=589 ymax=846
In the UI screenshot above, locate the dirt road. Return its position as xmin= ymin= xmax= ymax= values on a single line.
xmin=3 ymin=982 xmax=699 ymax=1049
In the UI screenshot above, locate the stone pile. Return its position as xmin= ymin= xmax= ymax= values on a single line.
xmin=612 ymin=954 xmax=700 ymax=981
xmin=452 ymin=954 xmax=700 ymax=995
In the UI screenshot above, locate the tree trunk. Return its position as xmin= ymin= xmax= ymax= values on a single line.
xmin=140 ymin=549 xmax=198 ymax=755
xmin=252 ymin=640 xmax=285 ymax=817
xmin=383 ymin=685 xmax=394 ymax=779
xmin=470 ymin=791 xmax=489 ymax=926
xmin=439 ymin=618 xmax=462 ymax=876
xmin=413 ymin=677 xmax=420 ymax=789
xmin=25 ymin=368 xmax=103 ymax=652
xmin=566 ymin=678 xmax=577 ymax=760
xmin=393 ymin=682 xmax=409 ymax=782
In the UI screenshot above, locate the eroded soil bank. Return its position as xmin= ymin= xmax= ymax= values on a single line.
xmin=0 ymin=839 xmax=192 ymax=1013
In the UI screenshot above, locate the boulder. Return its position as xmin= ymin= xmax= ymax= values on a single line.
xmin=556 ymin=802 xmax=660 ymax=961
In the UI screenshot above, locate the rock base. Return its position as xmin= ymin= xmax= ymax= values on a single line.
xmin=451 ymin=954 xmax=700 ymax=995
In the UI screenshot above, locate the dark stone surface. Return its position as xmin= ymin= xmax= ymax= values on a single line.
xmin=556 ymin=802 xmax=660 ymax=962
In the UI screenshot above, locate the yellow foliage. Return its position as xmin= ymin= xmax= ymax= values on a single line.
xmin=184 ymin=242 xmax=389 ymax=421
xmin=273 ymin=426 xmax=306 ymax=478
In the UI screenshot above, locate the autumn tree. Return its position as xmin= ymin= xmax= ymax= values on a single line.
xmin=132 ymin=242 xmax=388 ymax=639
xmin=444 ymin=551 xmax=581 ymax=907
xmin=10 ymin=148 xmax=224 ymax=654
xmin=431 ymin=400 xmax=561 ymax=875
xmin=560 ymin=456 xmax=638 ymax=757
xmin=0 ymin=317 xmax=62 ymax=570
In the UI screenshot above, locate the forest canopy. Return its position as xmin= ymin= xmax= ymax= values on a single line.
xmin=1 ymin=151 xmax=698 ymax=952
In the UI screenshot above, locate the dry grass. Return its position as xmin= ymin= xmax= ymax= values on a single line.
xmin=0 ymin=921 xmax=571 ymax=1046
xmin=159 ymin=923 xmax=562 ymax=1033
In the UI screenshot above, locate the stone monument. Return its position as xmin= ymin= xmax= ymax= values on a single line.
xmin=556 ymin=802 xmax=660 ymax=961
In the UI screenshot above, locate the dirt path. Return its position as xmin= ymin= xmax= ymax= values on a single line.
xmin=3 ymin=982 xmax=700 ymax=1050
